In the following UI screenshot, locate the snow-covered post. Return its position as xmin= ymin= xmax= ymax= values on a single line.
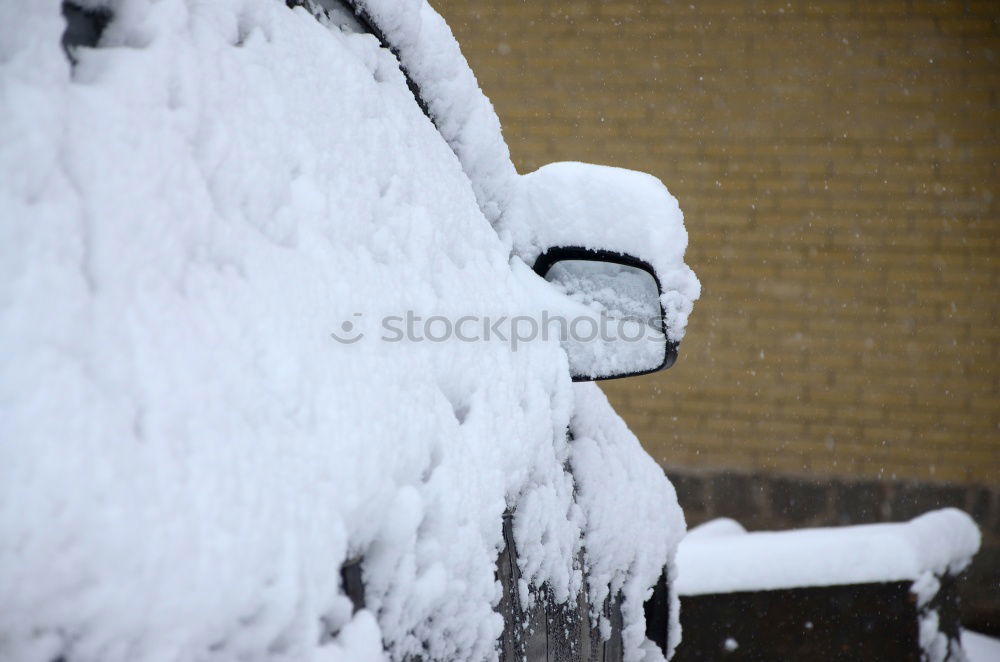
xmin=673 ymin=509 xmax=981 ymax=661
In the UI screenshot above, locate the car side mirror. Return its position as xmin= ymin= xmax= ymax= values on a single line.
xmin=533 ymin=247 xmax=678 ymax=381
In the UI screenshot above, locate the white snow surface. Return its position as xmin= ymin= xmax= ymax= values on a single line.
xmin=0 ymin=1 xmax=687 ymax=661
xmin=963 ymin=630 xmax=1000 ymax=662
xmin=676 ymin=508 xmax=981 ymax=596
xmin=356 ymin=0 xmax=518 ymax=226
xmin=569 ymin=384 xmax=685 ymax=660
xmin=684 ymin=517 xmax=746 ymax=539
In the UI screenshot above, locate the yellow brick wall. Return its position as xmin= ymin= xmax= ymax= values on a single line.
xmin=432 ymin=0 xmax=999 ymax=484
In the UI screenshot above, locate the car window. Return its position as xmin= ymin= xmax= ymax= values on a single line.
xmin=306 ymin=0 xmax=367 ymax=34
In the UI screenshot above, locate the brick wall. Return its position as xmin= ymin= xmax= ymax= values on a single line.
xmin=433 ymin=0 xmax=999 ymax=485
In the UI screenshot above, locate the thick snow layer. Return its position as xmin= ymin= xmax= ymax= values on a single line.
xmin=356 ymin=0 xmax=518 ymax=225
xmin=963 ymin=630 xmax=1000 ymax=662
xmin=684 ymin=517 xmax=746 ymax=539
xmin=0 ymin=1 xmax=686 ymax=661
xmin=503 ymin=162 xmax=701 ymax=343
xmin=569 ymin=383 xmax=686 ymax=660
xmin=676 ymin=509 xmax=981 ymax=596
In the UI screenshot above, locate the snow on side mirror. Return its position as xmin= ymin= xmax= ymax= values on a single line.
xmin=504 ymin=162 xmax=700 ymax=380
xmin=533 ymin=247 xmax=678 ymax=381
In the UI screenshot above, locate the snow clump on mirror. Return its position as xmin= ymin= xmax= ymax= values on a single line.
xmin=504 ymin=162 xmax=701 ymax=343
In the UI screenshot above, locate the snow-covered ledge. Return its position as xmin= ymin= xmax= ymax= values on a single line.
xmin=674 ymin=509 xmax=981 ymax=662
xmin=677 ymin=509 xmax=980 ymax=595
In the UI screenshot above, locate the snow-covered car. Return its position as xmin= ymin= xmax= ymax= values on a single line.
xmin=1 ymin=1 xmax=699 ymax=661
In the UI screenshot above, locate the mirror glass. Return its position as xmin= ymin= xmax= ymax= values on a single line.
xmin=546 ymin=260 xmax=662 ymax=326
xmin=542 ymin=259 xmax=668 ymax=380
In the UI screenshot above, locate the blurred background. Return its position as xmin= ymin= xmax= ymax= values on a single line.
xmin=434 ymin=0 xmax=998 ymax=633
